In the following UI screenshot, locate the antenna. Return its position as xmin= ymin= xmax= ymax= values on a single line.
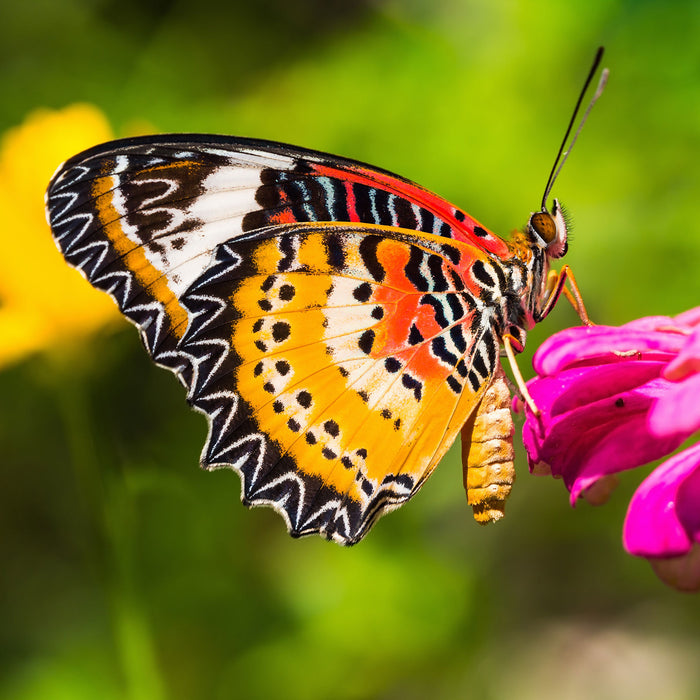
xmin=540 ymin=47 xmax=608 ymax=211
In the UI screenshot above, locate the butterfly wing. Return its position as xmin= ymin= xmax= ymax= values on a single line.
xmin=177 ymin=222 xmax=502 ymax=543
xmin=46 ymin=135 xmax=506 ymax=543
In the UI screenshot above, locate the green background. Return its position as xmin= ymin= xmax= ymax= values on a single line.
xmin=2 ymin=1 xmax=700 ymax=698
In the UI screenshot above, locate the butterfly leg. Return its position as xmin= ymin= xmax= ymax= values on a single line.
xmin=537 ymin=265 xmax=592 ymax=325
xmin=503 ymin=333 xmax=540 ymax=416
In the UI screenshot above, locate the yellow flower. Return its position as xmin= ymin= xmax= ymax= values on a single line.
xmin=0 ymin=104 xmax=122 ymax=368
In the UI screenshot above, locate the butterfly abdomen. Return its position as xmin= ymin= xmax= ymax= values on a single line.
xmin=460 ymin=363 xmax=515 ymax=523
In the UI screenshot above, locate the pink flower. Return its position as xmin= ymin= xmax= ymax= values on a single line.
xmin=518 ymin=309 xmax=700 ymax=592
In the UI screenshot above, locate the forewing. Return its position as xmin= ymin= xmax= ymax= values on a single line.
xmin=45 ymin=135 xmax=509 ymax=370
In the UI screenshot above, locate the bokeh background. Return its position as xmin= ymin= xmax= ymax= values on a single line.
xmin=2 ymin=1 xmax=700 ymax=698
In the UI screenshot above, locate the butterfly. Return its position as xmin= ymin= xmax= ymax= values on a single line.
xmin=45 ymin=50 xmax=606 ymax=545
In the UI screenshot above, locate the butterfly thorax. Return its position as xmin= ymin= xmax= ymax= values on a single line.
xmin=503 ymin=232 xmax=547 ymax=329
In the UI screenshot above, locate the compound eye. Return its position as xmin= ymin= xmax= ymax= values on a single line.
xmin=529 ymin=211 xmax=557 ymax=244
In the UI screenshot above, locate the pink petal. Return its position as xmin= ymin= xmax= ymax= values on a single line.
xmin=528 ymin=361 xmax=665 ymax=417
xmin=673 ymin=306 xmax=700 ymax=329
xmin=677 ymin=456 xmax=700 ymax=541
xmin=664 ymin=326 xmax=700 ymax=380
xmin=523 ymin=372 xmax=685 ymax=502
xmin=623 ymin=443 xmax=700 ymax=557
xmin=522 ymin=361 xmax=666 ymax=468
xmin=621 ymin=315 xmax=677 ymax=332
xmin=533 ymin=326 xmax=686 ymax=377
xmin=648 ymin=372 xmax=700 ymax=438
xmin=567 ymin=406 xmax=684 ymax=502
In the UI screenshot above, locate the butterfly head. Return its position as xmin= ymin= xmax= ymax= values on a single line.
xmin=528 ymin=199 xmax=568 ymax=259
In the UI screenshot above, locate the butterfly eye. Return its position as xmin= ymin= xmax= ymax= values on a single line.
xmin=529 ymin=211 xmax=557 ymax=244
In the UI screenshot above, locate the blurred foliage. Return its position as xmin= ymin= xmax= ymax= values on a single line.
xmin=2 ymin=0 xmax=700 ymax=698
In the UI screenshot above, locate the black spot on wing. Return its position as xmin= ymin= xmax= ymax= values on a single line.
xmin=352 ymin=183 xmax=373 ymax=222
xmin=472 ymin=260 xmax=496 ymax=288
xmin=394 ymin=197 xmax=418 ymax=230
xmin=431 ymin=336 xmax=458 ymax=367
xmin=275 ymin=360 xmax=291 ymax=375
xmin=358 ymin=235 xmax=385 ymax=283
xmin=404 ymin=247 xmax=430 ymax=292
xmin=353 ymin=282 xmax=373 ymax=303
xmin=254 ymin=173 xmax=282 ymax=208
xmin=374 ymin=189 xmax=393 ymax=226
xmin=419 ymin=294 xmax=449 ymax=329
xmin=401 ymin=374 xmax=423 ymax=401
xmin=297 ymin=391 xmax=312 ymax=408
xmin=272 ymin=321 xmax=291 ymax=343
xmin=446 ymin=294 xmax=466 ymax=323
xmin=408 ymin=324 xmax=424 ymax=346
xmin=441 ymin=243 xmax=461 ymax=265
xmin=323 ymin=420 xmax=340 ymax=437
xmin=279 ymin=284 xmax=295 ymax=301
xmin=291 ymin=160 xmax=314 ymax=175
xmin=419 ymin=209 xmax=436 ymax=234
xmin=473 ymin=350 xmax=488 ymax=378
xmin=484 ymin=331 xmax=498 ymax=369
xmin=242 ymin=209 xmax=267 ymax=232
xmin=325 ymin=232 xmax=346 ymax=269
xmin=427 ymin=255 xmax=449 ymax=292
xmin=467 ymin=371 xmax=481 ymax=392
xmin=384 ymin=357 xmax=401 ymax=373
xmin=492 ymin=260 xmax=508 ymax=290
xmin=278 ymin=235 xmax=295 ymax=273
xmin=446 ymin=375 xmax=462 ymax=393
xmin=326 ymin=177 xmax=351 ymax=220
xmin=358 ymin=329 xmax=375 ymax=355
xmin=449 ymin=325 xmax=467 ymax=354
xmin=447 ymin=268 xmax=465 ymax=291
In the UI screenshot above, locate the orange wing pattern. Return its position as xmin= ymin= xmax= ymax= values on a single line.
xmin=179 ymin=223 xmax=503 ymax=542
xmin=46 ymin=135 xmax=518 ymax=544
